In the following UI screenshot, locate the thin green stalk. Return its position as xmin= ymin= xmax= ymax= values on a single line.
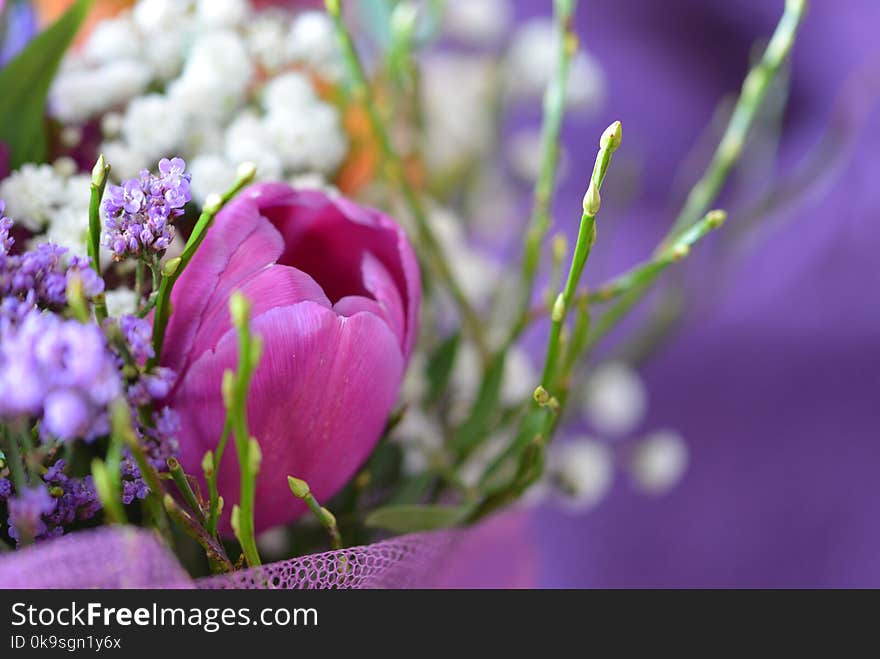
xmin=204 ymin=420 xmax=230 ymax=538
xmin=167 ymin=457 xmax=205 ymax=526
xmin=663 ymin=0 xmax=806 ymax=244
xmin=509 ymin=0 xmax=579 ymax=344
xmin=288 ymin=477 xmax=343 ymax=550
xmin=586 ymin=210 xmax=728 ymax=350
xmin=589 ymin=0 xmax=806 ymax=352
xmin=88 ymin=155 xmax=109 ymax=322
xmin=163 ymin=494 xmax=233 ymax=571
xmin=226 ymin=293 xmax=262 ymax=567
xmin=324 ymin=0 xmax=488 ymax=359
xmin=1 ymin=428 xmax=26 ymax=491
xmin=149 ymin=163 xmax=257 ymax=367
xmin=540 ymin=121 xmax=621 ymax=389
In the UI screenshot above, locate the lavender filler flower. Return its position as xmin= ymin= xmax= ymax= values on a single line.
xmin=103 ymin=158 xmax=192 ymax=261
xmin=0 ymin=308 xmax=121 ymax=441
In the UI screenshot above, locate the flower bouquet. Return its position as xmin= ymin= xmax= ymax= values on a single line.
xmin=0 ymin=0 xmax=806 ymax=588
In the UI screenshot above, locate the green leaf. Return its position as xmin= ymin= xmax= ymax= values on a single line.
xmin=425 ymin=332 xmax=460 ymax=404
xmin=0 ymin=0 xmax=93 ymax=168
xmin=364 ymin=503 xmax=472 ymax=534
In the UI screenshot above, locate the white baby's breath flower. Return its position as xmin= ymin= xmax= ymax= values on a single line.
xmin=35 ymin=207 xmax=88 ymax=258
xmin=50 ymin=60 xmax=152 ymax=124
xmin=189 ymin=154 xmax=237 ymax=206
xmin=101 ymin=112 xmax=124 ymax=139
xmin=421 ymin=54 xmax=497 ymax=173
xmin=104 ymin=288 xmax=138 ymax=318
xmin=196 ymin=0 xmax=247 ymax=29
xmin=100 ymin=140 xmax=150 ymax=181
xmin=246 ymin=12 xmax=291 ymax=72
xmin=224 ymin=113 xmax=283 ymax=181
xmin=582 ymin=361 xmax=648 ymax=437
xmin=443 ymin=0 xmax=512 ymax=46
xmin=286 ymin=11 xmax=344 ymax=81
xmin=390 ymin=408 xmax=444 ymax=476
xmin=505 ymin=19 xmax=606 ymax=111
xmin=260 ymin=72 xmax=318 ymax=114
xmin=430 ymin=207 xmax=501 ymax=306
xmin=133 ymin=0 xmax=195 ymax=32
xmin=552 ymin=438 xmax=614 ymax=511
xmin=122 ymin=94 xmax=188 ymax=160
xmin=264 ymin=103 xmax=347 ymax=175
xmin=0 ymin=164 xmax=67 ymax=231
xmin=288 ymin=172 xmax=335 ymax=194
xmin=172 ymin=30 xmax=254 ymax=121
xmin=82 ymin=15 xmax=142 ymax=63
xmin=628 ymin=430 xmax=689 ymax=495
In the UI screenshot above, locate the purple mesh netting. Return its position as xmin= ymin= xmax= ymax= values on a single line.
xmin=0 ymin=526 xmax=464 ymax=589
xmin=201 ymin=532 xmax=456 ymax=589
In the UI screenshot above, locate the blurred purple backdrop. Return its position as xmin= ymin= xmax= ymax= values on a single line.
xmin=465 ymin=0 xmax=880 ymax=588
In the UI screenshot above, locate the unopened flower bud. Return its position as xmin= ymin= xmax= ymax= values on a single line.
xmin=534 ymin=385 xmax=551 ymax=406
xmin=583 ymin=181 xmax=601 ymax=216
xmin=706 ymin=209 xmax=727 ymax=228
xmin=203 ymin=193 xmax=223 ymax=215
xmin=162 ymin=256 xmax=182 ymax=277
xmin=202 ymin=451 xmax=214 ymax=479
xmin=288 ymin=476 xmax=311 ymax=499
xmin=91 ymin=154 xmax=108 ymax=188
xmin=237 ymin=161 xmax=257 ymax=182
xmin=551 ymin=293 xmax=565 ymax=322
xmin=229 ymin=292 xmax=251 ymax=329
xmin=599 ymin=121 xmax=623 ymax=153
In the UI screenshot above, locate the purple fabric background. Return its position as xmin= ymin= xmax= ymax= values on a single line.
xmin=483 ymin=0 xmax=880 ymax=587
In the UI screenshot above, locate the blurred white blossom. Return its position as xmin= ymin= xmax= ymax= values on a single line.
xmin=582 ymin=361 xmax=648 ymax=437
xmin=628 ymin=430 xmax=689 ymax=495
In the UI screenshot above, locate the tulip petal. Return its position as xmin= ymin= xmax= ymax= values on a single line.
xmin=243 ymin=184 xmax=421 ymax=358
xmin=193 ymin=264 xmax=331 ymax=364
xmin=174 ymin=302 xmax=405 ymax=533
xmin=162 ymin=196 xmax=286 ymax=373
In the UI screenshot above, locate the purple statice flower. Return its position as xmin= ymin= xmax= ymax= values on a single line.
xmin=0 ymin=478 xmax=12 ymax=500
xmin=0 ymin=205 xmax=104 ymax=324
xmin=102 ymin=158 xmax=192 ymax=261
xmin=120 ymin=407 xmax=180 ymax=504
xmin=119 ymin=314 xmax=154 ymax=364
xmin=0 ymin=309 xmax=121 ymax=442
xmin=0 ymin=201 xmax=13 ymax=253
xmin=7 ymin=486 xmax=56 ymax=545
xmin=42 ymin=460 xmax=100 ymax=529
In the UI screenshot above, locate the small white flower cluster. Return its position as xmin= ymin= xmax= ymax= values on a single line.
xmin=49 ymin=0 xmax=349 ymax=202
xmin=545 ymin=362 xmax=690 ymax=512
xmin=0 ymin=162 xmax=95 ymax=258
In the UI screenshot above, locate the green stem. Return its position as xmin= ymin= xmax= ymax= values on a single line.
xmin=663 ymin=0 xmax=806 ymax=245
xmin=167 ymin=457 xmax=205 ymax=526
xmin=1 ymin=428 xmax=26 ymax=491
xmin=163 ymin=494 xmax=233 ymax=571
xmin=539 ymin=121 xmax=621 ymax=390
xmin=88 ymin=155 xmax=109 ymax=322
xmin=586 ymin=210 xmax=727 ymax=350
xmin=149 ymin=164 xmax=257 ymax=368
xmin=226 ymin=293 xmax=262 ymax=567
xmin=589 ymin=0 xmax=806 ymax=353
xmin=509 ymin=0 xmax=579 ymax=345
xmin=205 ymin=420 xmax=230 ymax=538
xmin=288 ymin=476 xmax=342 ymax=550
xmin=325 ymin=0 xmax=489 ymax=360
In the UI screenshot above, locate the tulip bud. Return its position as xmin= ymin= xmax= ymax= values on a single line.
xmin=583 ymin=181 xmax=601 ymax=216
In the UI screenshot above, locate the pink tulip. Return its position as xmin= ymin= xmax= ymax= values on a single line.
xmin=163 ymin=184 xmax=420 ymax=532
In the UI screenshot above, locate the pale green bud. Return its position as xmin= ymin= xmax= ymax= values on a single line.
xmin=288 ymin=476 xmax=310 ymax=499
xmin=583 ymin=181 xmax=601 ymax=216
